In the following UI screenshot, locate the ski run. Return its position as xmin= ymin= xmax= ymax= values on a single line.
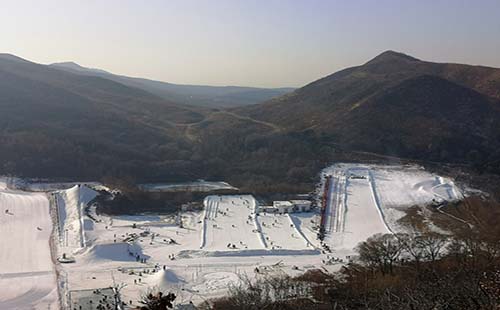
xmin=0 ymin=164 xmax=465 ymax=308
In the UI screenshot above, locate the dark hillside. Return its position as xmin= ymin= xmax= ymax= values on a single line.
xmin=0 ymin=54 xmax=204 ymax=180
xmin=2 ymin=51 xmax=500 ymax=192
xmin=228 ymin=51 xmax=500 ymax=175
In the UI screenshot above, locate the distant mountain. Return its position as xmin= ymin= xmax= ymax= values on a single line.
xmin=51 ymin=61 xmax=109 ymax=75
xmin=0 ymin=53 xmax=205 ymax=179
xmin=2 ymin=51 xmax=500 ymax=192
xmin=50 ymin=62 xmax=295 ymax=108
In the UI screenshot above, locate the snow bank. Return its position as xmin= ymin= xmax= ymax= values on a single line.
xmin=288 ymin=213 xmax=321 ymax=248
xmin=286 ymin=214 xmax=316 ymax=248
xmin=140 ymin=181 xmax=237 ymax=192
xmin=370 ymin=167 xmax=463 ymax=208
xmin=150 ymin=268 xmax=184 ymax=287
xmin=55 ymin=185 xmax=97 ymax=250
xmin=22 ymin=181 xmax=107 ymax=192
xmin=0 ymin=177 xmax=7 ymax=190
xmin=81 ymin=242 xmax=149 ymax=263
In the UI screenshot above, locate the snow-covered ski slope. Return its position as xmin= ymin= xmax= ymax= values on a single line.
xmin=0 ymin=165 xmax=466 ymax=308
xmin=258 ymin=214 xmax=314 ymax=250
xmin=0 ymin=185 xmax=58 ymax=309
xmin=201 ymin=195 xmax=265 ymax=251
xmin=62 ymin=201 xmax=323 ymax=307
xmin=323 ymin=168 xmax=390 ymax=251
xmin=369 ymin=167 xmax=462 ymax=207
xmin=54 ymin=185 xmax=97 ymax=252
xmin=321 ymin=164 xmax=463 ymax=253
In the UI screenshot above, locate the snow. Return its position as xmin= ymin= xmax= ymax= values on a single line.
xmin=80 ymin=242 xmax=148 ymax=263
xmin=0 ymin=177 xmax=7 ymax=190
xmin=191 ymin=272 xmax=238 ymax=292
xmin=320 ymin=164 xmax=463 ymax=255
xmin=258 ymin=214 xmax=314 ymax=250
xmin=288 ymin=213 xmax=321 ymax=248
xmin=369 ymin=167 xmax=463 ymax=208
xmin=324 ymin=169 xmax=391 ymax=251
xmin=140 ymin=181 xmax=237 ymax=192
xmin=57 ymin=195 xmax=325 ymax=307
xmin=54 ymin=185 xmax=97 ymax=252
xmin=22 ymin=181 xmax=107 ymax=192
xmin=150 ymin=268 xmax=185 ymax=287
xmin=0 ymin=187 xmax=58 ymax=309
xmin=201 ymin=195 xmax=264 ymax=251
xmin=0 ymin=164 xmax=466 ymax=308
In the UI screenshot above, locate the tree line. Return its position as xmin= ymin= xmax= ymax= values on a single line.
xmin=207 ymin=229 xmax=500 ymax=309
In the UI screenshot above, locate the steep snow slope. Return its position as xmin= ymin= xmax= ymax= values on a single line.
xmin=321 ymin=164 xmax=463 ymax=254
xmin=54 ymin=185 xmax=97 ymax=252
xmin=0 ymin=188 xmax=58 ymax=309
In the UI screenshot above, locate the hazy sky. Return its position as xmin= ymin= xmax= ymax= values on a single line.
xmin=1 ymin=0 xmax=500 ymax=88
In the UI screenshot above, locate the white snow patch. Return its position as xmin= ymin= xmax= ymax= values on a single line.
xmin=140 ymin=181 xmax=237 ymax=192
xmin=150 ymin=268 xmax=185 ymax=287
xmin=80 ymin=242 xmax=148 ymax=263
xmin=191 ymin=272 xmax=238 ymax=292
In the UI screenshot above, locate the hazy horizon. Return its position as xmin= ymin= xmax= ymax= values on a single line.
xmin=2 ymin=0 xmax=500 ymax=88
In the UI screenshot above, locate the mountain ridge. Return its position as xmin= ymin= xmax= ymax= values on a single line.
xmin=0 ymin=53 xmax=206 ymax=180
xmin=1 ymin=50 xmax=500 ymax=190
xmin=50 ymin=61 xmax=295 ymax=108
xmin=220 ymin=50 xmax=500 ymax=174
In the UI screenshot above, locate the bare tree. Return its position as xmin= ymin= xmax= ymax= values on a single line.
xmin=399 ymin=233 xmax=426 ymax=268
xmin=418 ymin=232 xmax=447 ymax=262
xmin=357 ymin=233 xmax=403 ymax=275
xmin=138 ymin=288 xmax=176 ymax=310
xmin=226 ymin=274 xmax=272 ymax=310
xmin=224 ymin=274 xmax=312 ymax=309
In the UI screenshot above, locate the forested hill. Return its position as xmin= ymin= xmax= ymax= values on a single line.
xmin=2 ymin=51 xmax=500 ymax=192
xmin=0 ymin=53 xmax=204 ymax=180
xmin=233 ymin=51 xmax=500 ymax=172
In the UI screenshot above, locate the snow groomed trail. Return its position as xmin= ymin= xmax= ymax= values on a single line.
xmin=322 ymin=166 xmax=391 ymax=251
xmin=258 ymin=214 xmax=309 ymax=250
xmin=321 ymin=164 xmax=464 ymax=253
xmin=367 ymin=170 xmax=394 ymax=234
xmin=324 ymin=170 xmax=348 ymax=235
xmin=286 ymin=214 xmax=316 ymax=248
xmin=53 ymin=185 xmax=97 ymax=252
xmin=201 ymin=195 xmax=265 ymax=251
xmin=201 ymin=195 xmax=316 ymax=253
xmin=0 ymin=185 xmax=59 ymax=309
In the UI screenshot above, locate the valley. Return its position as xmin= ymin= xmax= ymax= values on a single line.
xmin=1 ymin=49 xmax=500 ymax=309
